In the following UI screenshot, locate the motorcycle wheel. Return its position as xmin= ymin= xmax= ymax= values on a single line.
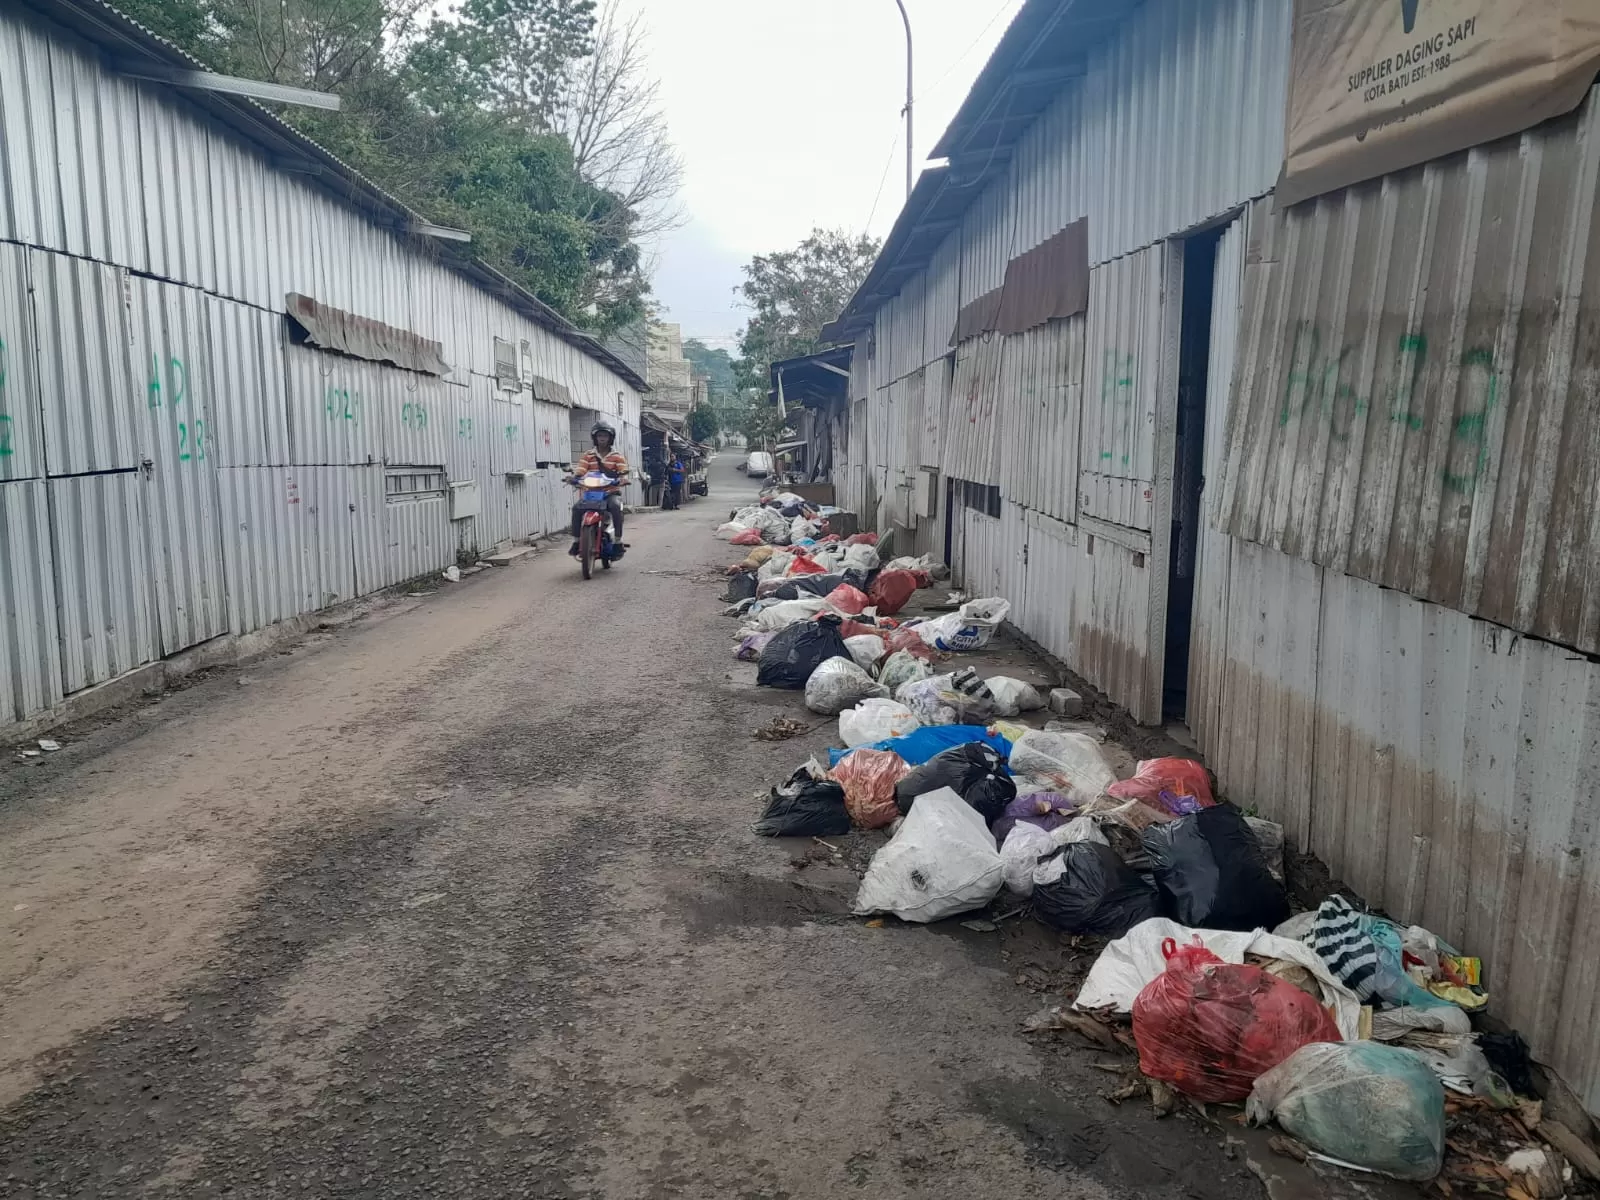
xmin=579 ymin=524 xmax=596 ymax=580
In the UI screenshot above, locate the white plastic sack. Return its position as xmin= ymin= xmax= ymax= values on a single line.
xmin=1009 ymin=731 xmax=1117 ymax=806
xmin=878 ymin=650 xmax=933 ymax=695
xmin=898 ymin=672 xmax=995 ymax=726
xmin=916 ymin=598 xmax=1012 ymax=652
xmin=884 ymin=554 xmax=934 ymax=572
xmin=1074 ymin=916 xmax=1363 ymax=1041
xmin=839 ymin=698 xmax=921 ymax=748
xmin=1000 ymin=823 xmax=1058 ymax=897
xmin=853 ymin=788 xmax=1004 ymax=922
xmin=757 ymin=552 xmax=794 ymax=581
xmin=985 ymin=676 xmax=1045 ymax=717
xmin=844 ymin=634 xmax=887 ymax=671
xmin=1051 ymin=815 xmax=1108 ymax=847
xmin=715 ymin=521 xmax=751 ymax=539
xmin=842 ymin=543 xmax=881 ymax=574
xmin=804 ymin=657 xmax=889 ymax=716
xmin=791 ymin=516 xmax=819 ymax=542
xmin=750 ymin=597 xmax=831 ymax=631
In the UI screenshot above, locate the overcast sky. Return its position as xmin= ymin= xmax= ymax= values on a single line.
xmin=612 ymin=0 xmax=1023 ymax=350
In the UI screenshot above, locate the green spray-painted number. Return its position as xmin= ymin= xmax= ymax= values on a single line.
xmin=457 ymin=417 xmax=473 ymax=438
xmin=324 ymin=387 xmax=359 ymax=422
xmin=0 ymin=413 xmax=13 ymax=458
xmin=504 ymin=424 xmax=519 ymax=441
xmin=176 ymin=418 xmax=206 ymax=463
xmin=402 ymin=401 xmax=429 ymax=431
xmin=149 ymin=354 xmax=186 ymax=408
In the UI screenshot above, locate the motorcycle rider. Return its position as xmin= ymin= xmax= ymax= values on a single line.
xmin=569 ymin=420 xmax=629 ymax=555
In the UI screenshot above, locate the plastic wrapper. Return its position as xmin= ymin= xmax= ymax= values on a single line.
xmin=1247 ymin=1042 xmax=1445 ymax=1181
xmin=804 ymin=657 xmax=889 ymax=716
xmin=1008 ymin=730 xmax=1117 ymax=806
xmin=1304 ymin=896 xmax=1460 ymax=1013
xmin=832 ymin=724 xmax=1011 ymax=768
xmin=894 ymin=742 xmax=1016 ymax=822
xmin=984 ymin=676 xmax=1044 ymax=717
xmin=844 ymin=634 xmax=888 ymax=672
xmin=1132 ymin=938 xmax=1341 ymax=1103
xmin=723 ymin=572 xmax=758 ymax=603
xmin=839 ymin=699 xmax=921 ymax=748
xmin=749 ymin=597 xmax=834 ymax=632
xmin=999 ymin=823 xmax=1057 ymax=896
xmin=1033 ymin=842 xmax=1161 ymax=937
xmin=878 ymin=650 xmax=934 ymax=694
xmin=755 ymin=615 xmax=850 ymax=689
xmin=914 ymin=598 xmax=1011 ymax=652
xmin=842 ymin=543 xmax=881 ymax=574
xmin=787 ymin=553 xmax=827 ymax=576
xmin=1142 ymin=805 xmax=1289 ymax=932
xmin=1105 ymin=758 xmax=1216 ymax=816
xmin=830 ymin=748 xmax=911 ymax=829
xmin=868 ymin=569 xmax=920 ymax=616
xmin=753 ymin=772 xmax=851 ymax=838
xmin=756 ymin=552 xmax=794 ymax=581
xmin=735 ymin=632 xmax=773 ymax=661
xmin=730 ymin=528 xmax=763 ymax=546
xmin=852 ymin=788 xmax=1003 ymax=922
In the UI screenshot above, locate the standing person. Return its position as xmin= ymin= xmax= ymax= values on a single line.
xmin=569 ymin=421 xmax=629 ymax=554
xmin=665 ymin=454 xmax=685 ymax=509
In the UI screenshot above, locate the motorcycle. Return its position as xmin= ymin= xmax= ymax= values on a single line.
xmin=567 ymin=470 xmax=626 ymax=580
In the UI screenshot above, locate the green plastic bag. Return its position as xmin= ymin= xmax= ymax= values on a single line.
xmin=1246 ymin=1041 xmax=1445 ymax=1181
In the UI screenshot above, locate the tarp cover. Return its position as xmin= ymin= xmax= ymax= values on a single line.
xmin=1279 ymin=0 xmax=1600 ymax=207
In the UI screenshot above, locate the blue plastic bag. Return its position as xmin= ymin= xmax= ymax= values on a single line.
xmin=829 ymin=724 xmax=1012 ymax=768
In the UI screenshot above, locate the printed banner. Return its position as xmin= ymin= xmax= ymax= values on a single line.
xmin=1279 ymin=0 xmax=1600 ymax=206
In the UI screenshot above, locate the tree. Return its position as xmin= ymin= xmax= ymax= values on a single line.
xmin=739 ymin=391 xmax=789 ymax=449
xmin=682 ymin=339 xmax=735 ymax=397
xmin=734 ymin=229 xmax=880 ymax=390
xmin=686 ymin=404 xmax=718 ymax=444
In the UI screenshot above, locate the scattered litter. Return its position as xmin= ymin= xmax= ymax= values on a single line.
xmin=1032 ymin=842 xmax=1161 ymax=937
xmin=895 ymin=741 xmax=1015 ymax=823
xmin=830 ymin=748 xmax=911 ymax=830
xmin=852 ymin=788 xmax=1003 ymax=923
xmin=735 ymin=632 xmax=774 ymax=661
xmin=753 ymin=715 xmax=810 ymax=741
xmin=20 ymin=749 xmax=43 ymax=758
xmin=1305 ymin=895 xmax=1464 ymax=1014
xmin=1008 ymin=730 xmax=1116 ymax=806
xmin=1133 ymin=937 xmax=1342 ymax=1103
xmin=37 ymin=739 xmax=61 ymax=752
xmin=804 ymin=657 xmax=889 ymax=715
xmin=1143 ymin=805 xmax=1289 ymax=932
xmin=960 ymin=919 xmax=998 ymax=933
xmin=442 ymin=565 xmax=461 ymax=582
xmin=992 ymin=792 xmax=1077 ymax=842
xmin=1247 ymin=1041 xmax=1446 ymax=1181
xmin=1105 ymin=758 xmax=1214 ymax=816
xmin=753 ymin=770 xmax=852 ymax=837
xmin=899 ymin=669 xmax=996 ymax=725
xmin=839 ymin=699 xmax=920 ymax=749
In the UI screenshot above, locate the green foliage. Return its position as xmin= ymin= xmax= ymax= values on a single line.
xmin=734 ymin=229 xmax=880 ymax=389
xmin=682 ymin=339 xmax=735 ymax=397
xmin=686 ymin=404 xmax=718 ymax=444
xmin=738 ymin=392 xmax=789 ymax=449
xmin=122 ymin=0 xmax=649 ymax=334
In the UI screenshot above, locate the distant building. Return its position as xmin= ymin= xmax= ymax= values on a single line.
xmin=645 ymin=323 xmax=694 ymax=415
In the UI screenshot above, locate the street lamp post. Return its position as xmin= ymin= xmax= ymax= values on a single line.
xmin=893 ymin=0 xmax=913 ymax=198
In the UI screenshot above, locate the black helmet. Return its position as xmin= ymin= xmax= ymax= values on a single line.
xmin=590 ymin=420 xmax=616 ymax=445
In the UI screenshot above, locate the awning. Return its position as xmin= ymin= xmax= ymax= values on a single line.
xmin=773 ymin=439 xmax=807 ymax=453
xmin=529 ymin=373 xmax=573 ymax=406
xmin=287 ymin=292 xmax=451 ymax=376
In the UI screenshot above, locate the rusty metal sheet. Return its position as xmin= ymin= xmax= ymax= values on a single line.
xmin=287 ymin=292 xmax=450 ymax=379
xmin=1217 ymin=87 xmax=1600 ymax=656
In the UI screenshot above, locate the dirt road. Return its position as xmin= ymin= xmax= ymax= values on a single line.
xmin=0 ymin=456 xmax=1275 ymax=1199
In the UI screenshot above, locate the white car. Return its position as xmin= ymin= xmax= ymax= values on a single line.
xmin=743 ymin=451 xmax=774 ymax=477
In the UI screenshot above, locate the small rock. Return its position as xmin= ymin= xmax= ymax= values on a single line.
xmin=37 ymin=738 xmax=61 ymax=752
xmin=960 ymin=919 xmax=998 ymax=933
xmin=1048 ymin=688 xmax=1083 ymax=718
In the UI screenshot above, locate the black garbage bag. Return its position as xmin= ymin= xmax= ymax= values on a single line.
xmin=756 ymin=614 xmax=851 ymax=689
xmin=1142 ymin=804 xmax=1290 ymax=931
xmin=894 ymin=743 xmax=1017 ymax=823
xmin=753 ymin=770 xmax=851 ymax=837
xmin=723 ymin=571 xmax=758 ymax=602
xmin=790 ymin=573 xmax=845 ymax=598
xmin=1033 ymin=842 xmax=1162 ymax=936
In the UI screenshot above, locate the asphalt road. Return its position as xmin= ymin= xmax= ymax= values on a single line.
xmin=0 ymin=453 xmax=1281 ymax=1199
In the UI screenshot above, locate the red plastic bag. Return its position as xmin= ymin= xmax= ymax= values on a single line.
xmin=730 ymin=529 xmax=763 ymax=546
xmin=845 ymin=532 xmax=879 ymax=546
xmin=826 ymin=584 xmax=871 ymax=616
xmin=1106 ymin=758 xmax=1215 ymax=816
xmin=833 ymin=616 xmax=881 ymax=639
xmin=830 ymin=749 xmax=910 ymax=829
xmin=869 ymin=569 xmax=919 ymax=616
xmin=787 ymin=554 xmax=827 ymax=576
xmin=884 ymin=625 xmax=938 ymax=662
xmin=1132 ymin=938 xmax=1341 ymax=1103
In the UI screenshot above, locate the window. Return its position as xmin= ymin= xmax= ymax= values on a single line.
xmin=385 ymin=467 xmax=447 ymax=501
xmin=955 ymin=479 xmax=1001 ymax=518
xmin=519 ymin=339 xmax=534 ymax=390
xmin=493 ymin=337 xmax=519 ymax=392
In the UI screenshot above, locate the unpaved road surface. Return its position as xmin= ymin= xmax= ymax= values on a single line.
xmin=1 ymin=456 xmax=1291 ymax=1199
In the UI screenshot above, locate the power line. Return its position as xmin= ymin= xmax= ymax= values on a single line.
xmin=862 ymin=125 xmax=903 ymax=234
xmin=914 ymin=0 xmax=1019 ymax=105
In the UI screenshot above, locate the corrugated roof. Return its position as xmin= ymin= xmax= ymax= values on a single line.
xmin=16 ymin=0 xmax=650 ymax=393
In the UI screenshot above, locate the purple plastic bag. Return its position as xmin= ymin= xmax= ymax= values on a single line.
xmin=736 ymin=633 xmax=775 ymax=662
xmin=992 ymin=792 xmax=1076 ymax=842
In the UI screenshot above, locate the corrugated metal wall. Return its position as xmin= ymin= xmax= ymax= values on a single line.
xmin=0 ymin=3 xmax=645 ymax=730
xmin=1218 ymin=87 xmax=1600 ymax=659
xmin=999 ymin=318 xmax=1083 ymax=525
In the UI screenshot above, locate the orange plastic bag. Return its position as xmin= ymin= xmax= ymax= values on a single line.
xmin=869 ymin=569 xmax=919 ymax=616
xmin=844 ymin=532 xmax=879 ymax=546
xmin=1106 ymin=758 xmax=1215 ymax=817
xmin=884 ymin=625 xmax=938 ymax=662
xmin=1132 ymin=938 xmax=1341 ymax=1103
xmin=730 ymin=529 xmax=763 ymax=546
xmin=830 ymin=749 xmax=910 ymax=829
xmin=826 ymin=584 xmax=871 ymax=616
